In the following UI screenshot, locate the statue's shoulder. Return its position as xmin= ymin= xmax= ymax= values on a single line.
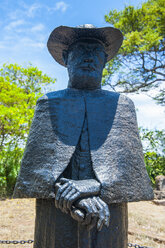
xmin=101 ymin=89 xmax=134 ymax=105
xmin=36 ymin=89 xmax=69 ymax=104
xmin=100 ymin=89 xmax=120 ymax=99
xmin=119 ymin=93 xmax=135 ymax=106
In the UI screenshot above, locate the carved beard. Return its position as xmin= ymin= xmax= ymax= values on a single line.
xmin=67 ymin=66 xmax=102 ymax=90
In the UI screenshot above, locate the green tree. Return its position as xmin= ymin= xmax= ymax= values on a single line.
xmin=0 ymin=64 xmax=56 ymax=196
xmin=140 ymin=128 xmax=165 ymax=186
xmin=103 ymin=0 xmax=165 ymax=105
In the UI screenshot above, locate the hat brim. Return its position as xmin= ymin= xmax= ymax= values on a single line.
xmin=47 ymin=26 xmax=123 ymax=67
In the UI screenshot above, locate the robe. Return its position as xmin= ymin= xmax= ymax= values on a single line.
xmin=13 ymin=88 xmax=153 ymax=203
xmin=33 ymin=112 xmax=128 ymax=248
xmin=13 ymin=88 xmax=153 ymax=248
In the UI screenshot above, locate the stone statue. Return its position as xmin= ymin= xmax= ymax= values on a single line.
xmin=13 ymin=24 xmax=154 ymax=248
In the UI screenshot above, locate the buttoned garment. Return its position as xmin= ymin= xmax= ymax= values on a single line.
xmin=64 ymin=115 xmax=95 ymax=180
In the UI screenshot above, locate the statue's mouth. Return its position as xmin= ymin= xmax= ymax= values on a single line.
xmin=79 ymin=65 xmax=95 ymax=71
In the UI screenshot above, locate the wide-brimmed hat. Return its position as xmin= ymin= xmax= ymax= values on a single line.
xmin=47 ymin=24 xmax=123 ymax=67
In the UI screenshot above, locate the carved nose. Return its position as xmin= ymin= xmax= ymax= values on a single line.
xmin=84 ymin=58 xmax=93 ymax=63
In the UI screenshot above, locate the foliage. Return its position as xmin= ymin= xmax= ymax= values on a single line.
xmin=0 ymin=63 xmax=56 ymax=196
xmin=140 ymin=128 xmax=165 ymax=186
xmin=0 ymin=63 xmax=164 ymax=195
xmin=144 ymin=152 xmax=165 ymax=186
xmin=103 ymin=0 xmax=165 ymax=105
xmin=140 ymin=128 xmax=165 ymax=153
xmin=0 ymin=145 xmax=23 ymax=196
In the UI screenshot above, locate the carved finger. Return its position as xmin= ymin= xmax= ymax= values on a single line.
xmin=70 ymin=208 xmax=85 ymax=222
xmin=54 ymin=182 xmax=61 ymax=194
xmin=66 ymin=191 xmax=81 ymax=210
xmin=62 ymin=188 xmax=76 ymax=212
xmin=60 ymin=178 xmax=70 ymax=184
xmin=58 ymin=185 xmax=73 ymax=210
xmin=76 ymin=199 xmax=90 ymax=212
xmin=55 ymin=182 xmax=69 ymax=201
xmin=91 ymin=201 xmax=99 ymax=217
xmin=97 ymin=217 xmax=104 ymax=231
xmin=55 ymin=183 xmax=70 ymax=208
xmin=81 ymin=201 xmax=93 ymax=226
xmin=97 ymin=198 xmax=110 ymax=227
xmin=87 ymin=216 xmax=97 ymax=231
xmin=93 ymin=197 xmax=104 ymax=231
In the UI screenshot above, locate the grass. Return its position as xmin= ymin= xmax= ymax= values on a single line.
xmin=0 ymin=199 xmax=165 ymax=248
xmin=128 ymin=201 xmax=165 ymax=248
xmin=0 ymin=199 xmax=35 ymax=248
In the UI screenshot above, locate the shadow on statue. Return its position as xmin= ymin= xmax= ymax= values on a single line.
xmin=13 ymin=24 xmax=154 ymax=248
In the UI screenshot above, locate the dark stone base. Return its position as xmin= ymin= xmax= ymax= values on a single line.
xmin=34 ymin=199 xmax=128 ymax=248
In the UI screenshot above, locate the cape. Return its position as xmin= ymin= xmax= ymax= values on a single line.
xmin=13 ymin=88 xmax=154 ymax=204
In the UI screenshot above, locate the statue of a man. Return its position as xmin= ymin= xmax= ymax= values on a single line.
xmin=14 ymin=25 xmax=153 ymax=248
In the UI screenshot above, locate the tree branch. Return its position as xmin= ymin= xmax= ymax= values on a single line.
xmin=117 ymin=79 xmax=164 ymax=93
xmin=153 ymin=71 xmax=165 ymax=77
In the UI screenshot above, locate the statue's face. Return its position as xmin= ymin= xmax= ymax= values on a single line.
xmin=64 ymin=40 xmax=107 ymax=90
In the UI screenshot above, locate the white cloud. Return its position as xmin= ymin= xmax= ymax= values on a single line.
xmin=15 ymin=37 xmax=45 ymax=49
xmin=0 ymin=36 xmax=45 ymax=54
xmin=4 ymin=20 xmax=25 ymax=30
xmin=54 ymin=1 xmax=69 ymax=13
xmin=31 ymin=42 xmax=45 ymax=49
xmin=31 ymin=24 xmax=45 ymax=32
xmin=7 ymin=1 xmax=68 ymax=23
xmin=129 ymin=93 xmax=165 ymax=130
xmin=26 ymin=3 xmax=43 ymax=18
xmin=7 ymin=3 xmax=43 ymax=20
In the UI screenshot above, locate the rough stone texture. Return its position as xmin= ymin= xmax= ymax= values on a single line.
xmin=13 ymin=30 xmax=154 ymax=248
xmin=13 ymin=88 xmax=154 ymax=203
xmin=153 ymin=199 xmax=165 ymax=206
xmin=154 ymin=190 xmax=165 ymax=200
xmin=34 ymin=199 xmax=128 ymax=248
xmin=155 ymin=175 xmax=165 ymax=191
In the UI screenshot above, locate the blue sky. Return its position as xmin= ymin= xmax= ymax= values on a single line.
xmin=0 ymin=0 xmax=164 ymax=129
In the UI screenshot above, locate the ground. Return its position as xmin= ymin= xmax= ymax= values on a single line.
xmin=0 ymin=199 xmax=165 ymax=248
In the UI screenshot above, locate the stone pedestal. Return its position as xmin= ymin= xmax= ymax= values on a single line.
xmin=34 ymin=199 xmax=128 ymax=248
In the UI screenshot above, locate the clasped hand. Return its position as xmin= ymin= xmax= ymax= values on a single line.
xmin=72 ymin=196 xmax=110 ymax=231
xmin=55 ymin=178 xmax=110 ymax=231
xmin=55 ymin=178 xmax=100 ymax=213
